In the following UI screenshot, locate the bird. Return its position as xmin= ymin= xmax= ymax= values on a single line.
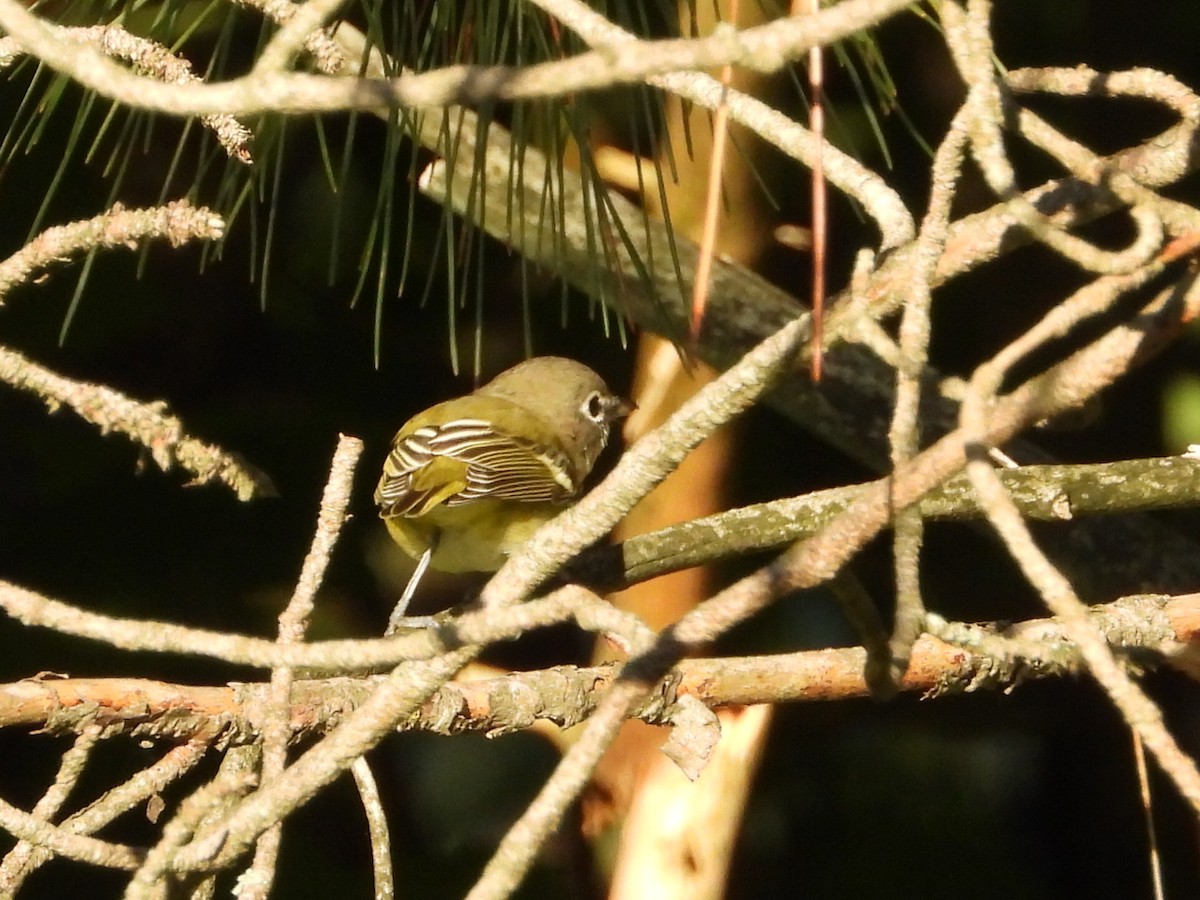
xmin=375 ymin=356 xmax=632 ymax=631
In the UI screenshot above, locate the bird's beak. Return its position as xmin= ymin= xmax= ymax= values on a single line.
xmin=609 ymin=396 xmax=636 ymax=422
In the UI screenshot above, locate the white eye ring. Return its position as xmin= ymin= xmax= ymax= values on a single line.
xmin=582 ymin=391 xmax=607 ymax=423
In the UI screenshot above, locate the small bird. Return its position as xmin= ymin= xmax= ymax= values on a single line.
xmin=375 ymin=356 xmax=632 ymax=630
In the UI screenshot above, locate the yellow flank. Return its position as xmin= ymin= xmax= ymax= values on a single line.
xmin=406 ymin=456 xmax=470 ymax=515
xmin=383 ymin=499 xmax=564 ymax=573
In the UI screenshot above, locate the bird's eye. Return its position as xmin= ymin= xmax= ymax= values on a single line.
xmin=583 ymin=391 xmax=606 ymax=422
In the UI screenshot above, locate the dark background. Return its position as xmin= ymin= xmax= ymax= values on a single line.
xmin=3 ymin=2 xmax=1200 ymax=897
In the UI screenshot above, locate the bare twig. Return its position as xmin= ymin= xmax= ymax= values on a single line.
xmin=0 ymin=346 xmax=275 ymax=501
xmin=955 ymin=188 xmax=1200 ymax=812
xmin=0 ymin=27 xmax=251 ymax=161
xmin=0 ymin=796 xmax=142 ymax=871
xmin=240 ymin=435 xmax=361 ymax=899
xmin=350 ymin=757 xmax=394 ymax=900
xmin=0 ymin=201 xmax=226 ymax=302
xmin=230 ymin=0 xmax=347 ymax=74
xmin=0 ymin=727 xmax=102 ymax=879
xmin=0 ymin=0 xmax=916 ymax=116
xmin=0 ymin=738 xmax=210 ymax=891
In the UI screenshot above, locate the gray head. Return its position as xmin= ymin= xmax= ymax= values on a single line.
xmin=477 ymin=356 xmax=632 ymax=478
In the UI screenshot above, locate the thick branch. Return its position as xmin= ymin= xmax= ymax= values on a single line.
xmin=571 ymin=455 xmax=1200 ymax=590
xmin=2 ymin=593 xmax=1193 ymax=741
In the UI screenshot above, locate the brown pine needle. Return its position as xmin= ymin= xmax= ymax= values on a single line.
xmin=689 ymin=0 xmax=739 ymax=342
xmin=1132 ymin=733 xmax=1165 ymax=900
xmin=796 ymin=0 xmax=827 ymax=382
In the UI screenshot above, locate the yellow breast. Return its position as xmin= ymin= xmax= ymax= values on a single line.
xmin=383 ymin=499 xmax=564 ymax=573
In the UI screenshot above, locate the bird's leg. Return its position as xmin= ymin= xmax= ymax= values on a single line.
xmin=385 ymin=543 xmax=436 ymax=635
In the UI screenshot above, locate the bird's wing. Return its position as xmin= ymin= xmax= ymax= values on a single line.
xmin=375 ymin=419 xmax=576 ymax=518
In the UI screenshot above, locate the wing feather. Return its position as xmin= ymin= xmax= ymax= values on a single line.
xmin=375 ymin=419 xmax=576 ymax=518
